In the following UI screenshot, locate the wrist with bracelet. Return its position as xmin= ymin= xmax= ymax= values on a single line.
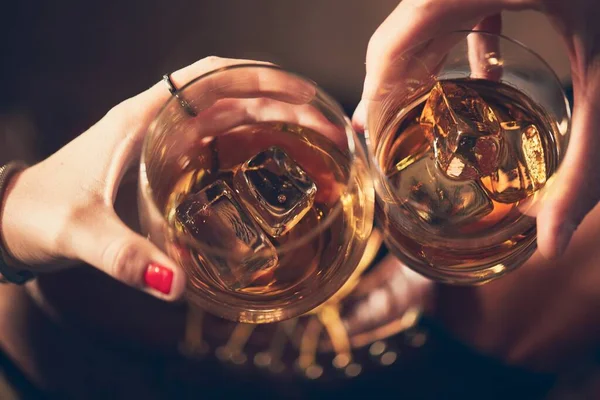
xmin=0 ymin=161 xmax=35 ymax=284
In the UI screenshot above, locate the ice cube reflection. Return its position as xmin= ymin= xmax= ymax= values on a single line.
xmin=481 ymin=121 xmax=547 ymax=203
xmin=175 ymin=180 xmax=278 ymax=291
xmin=387 ymin=125 xmax=493 ymax=232
xmin=420 ymin=81 xmax=502 ymax=180
xmin=234 ymin=146 xmax=317 ymax=237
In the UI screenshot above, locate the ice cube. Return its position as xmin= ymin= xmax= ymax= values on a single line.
xmin=481 ymin=121 xmax=547 ymax=203
xmin=175 ymin=180 xmax=278 ymax=290
xmin=234 ymin=146 xmax=317 ymax=237
xmin=388 ymin=137 xmax=493 ymax=230
xmin=420 ymin=81 xmax=502 ymax=180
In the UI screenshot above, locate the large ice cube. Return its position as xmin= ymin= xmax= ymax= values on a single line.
xmin=388 ymin=131 xmax=493 ymax=230
xmin=175 ymin=180 xmax=278 ymax=290
xmin=481 ymin=121 xmax=547 ymax=203
xmin=234 ymin=146 xmax=317 ymax=237
xmin=420 ymin=81 xmax=502 ymax=180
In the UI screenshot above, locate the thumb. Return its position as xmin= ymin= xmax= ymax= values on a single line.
xmin=537 ymin=79 xmax=600 ymax=259
xmin=71 ymin=209 xmax=186 ymax=300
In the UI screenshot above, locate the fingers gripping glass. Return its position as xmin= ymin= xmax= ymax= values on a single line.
xmin=366 ymin=31 xmax=570 ymax=284
xmin=140 ymin=64 xmax=374 ymax=323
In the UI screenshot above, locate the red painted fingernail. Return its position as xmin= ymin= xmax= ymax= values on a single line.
xmin=144 ymin=263 xmax=173 ymax=294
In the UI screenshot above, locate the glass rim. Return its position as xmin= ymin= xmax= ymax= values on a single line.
xmin=365 ymin=29 xmax=572 ymax=245
xmin=140 ymin=63 xmax=361 ymax=257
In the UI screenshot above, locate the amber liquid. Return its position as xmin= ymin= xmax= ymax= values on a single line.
xmin=164 ymin=122 xmax=372 ymax=296
xmin=375 ymin=79 xmax=559 ymax=281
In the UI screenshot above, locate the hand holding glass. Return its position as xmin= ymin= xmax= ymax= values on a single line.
xmin=139 ymin=64 xmax=374 ymax=323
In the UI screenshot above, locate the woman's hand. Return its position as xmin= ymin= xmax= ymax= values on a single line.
xmin=354 ymin=0 xmax=600 ymax=260
xmin=0 ymin=56 xmax=266 ymax=300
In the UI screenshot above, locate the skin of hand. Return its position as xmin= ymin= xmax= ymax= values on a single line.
xmin=0 ymin=56 xmax=281 ymax=300
xmin=353 ymin=0 xmax=600 ymax=260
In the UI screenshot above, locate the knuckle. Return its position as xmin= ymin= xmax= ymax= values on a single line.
xmin=414 ymin=0 xmax=436 ymax=12
xmin=198 ymin=56 xmax=232 ymax=72
xmin=253 ymin=97 xmax=271 ymax=111
xmin=103 ymin=239 xmax=144 ymax=287
xmin=365 ymin=29 xmax=384 ymax=61
xmin=202 ymin=55 xmax=223 ymax=65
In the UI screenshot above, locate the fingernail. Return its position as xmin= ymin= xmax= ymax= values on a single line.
xmin=555 ymin=222 xmax=576 ymax=259
xmin=144 ymin=263 xmax=173 ymax=294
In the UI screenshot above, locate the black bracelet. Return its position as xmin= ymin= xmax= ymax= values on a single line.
xmin=0 ymin=161 xmax=35 ymax=284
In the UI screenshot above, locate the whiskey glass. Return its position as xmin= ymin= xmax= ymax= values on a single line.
xmin=366 ymin=31 xmax=570 ymax=284
xmin=139 ymin=64 xmax=374 ymax=323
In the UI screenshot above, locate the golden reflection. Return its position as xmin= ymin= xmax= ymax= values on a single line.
xmin=179 ymin=228 xmax=423 ymax=379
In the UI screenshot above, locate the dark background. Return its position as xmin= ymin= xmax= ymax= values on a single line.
xmin=0 ymin=0 xmax=569 ymax=161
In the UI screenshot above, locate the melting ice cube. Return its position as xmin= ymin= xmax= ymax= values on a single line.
xmin=234 ymin=146 xmax=317 ymax=237
xmin=388 ymin=128 xmax=493 ymax=230
xmin=175 ymin=180 xmax=278 ymax=290
xmin=481 ymin=121 xmax=547 ymax=203
xmin=420 ymin=81 xmax=502 ymax=180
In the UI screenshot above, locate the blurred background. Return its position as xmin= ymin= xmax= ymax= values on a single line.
xmin=0 ymin=0 xmax=570 ymax=162
xmin=0 ymin=1 xmax=576 ymax=399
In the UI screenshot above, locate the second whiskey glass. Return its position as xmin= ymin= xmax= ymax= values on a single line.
xmin=366 ymin=31 xmax=570 ymax=284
